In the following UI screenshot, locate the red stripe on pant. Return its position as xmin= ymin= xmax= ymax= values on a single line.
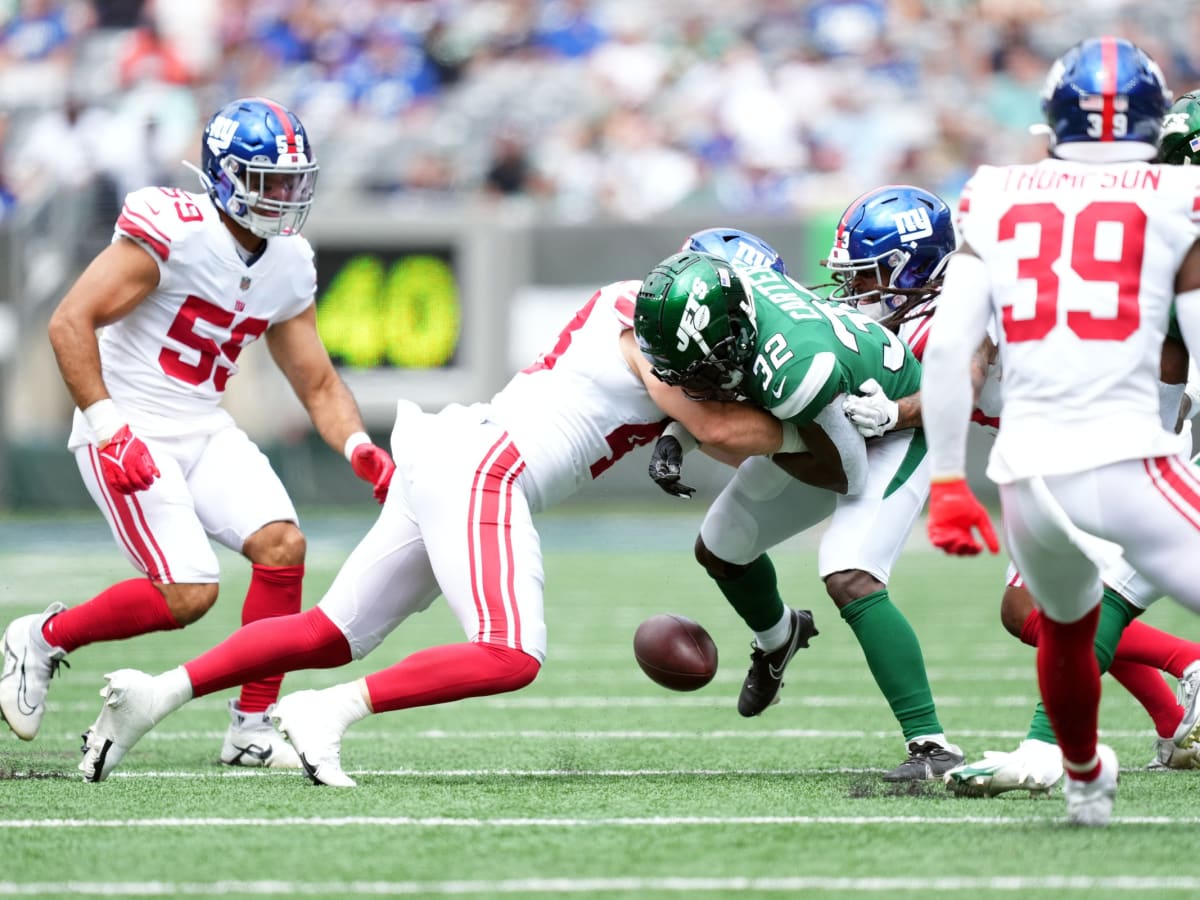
xmin=1148 ymin=456 xmax=1200 ymax=528
xmin=466 ymin=435 xmax=526 ymax=651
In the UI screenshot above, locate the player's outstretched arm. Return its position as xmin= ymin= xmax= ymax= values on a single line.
xmin=266 ymin=306 xmax=395 ymax=502
xmin=48 ymin=238 xmax=163 ymax=493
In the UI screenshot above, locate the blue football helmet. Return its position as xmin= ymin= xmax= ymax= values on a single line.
xmin=189 ymin=97 xmax=319 ymax=238
xmin=823 ymin=185 xmax=957 ymax=321
xmin=1039 ymin=37 xmax=1170 ymax=162
xmin=682 ymin=227 xmax=787 ymax=274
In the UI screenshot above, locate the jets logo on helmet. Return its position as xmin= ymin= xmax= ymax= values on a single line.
xmin=1159 ymin=91 xmax=1200 ymax=166
xmin=677 ymin=276 xmax=715 ymax=354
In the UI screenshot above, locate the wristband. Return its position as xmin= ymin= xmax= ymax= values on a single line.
xmin=343 ymin=431 xmax=371 ymax=462
xmin=663 ymin=421 xmax=699 ymax=455
xmin=778 ymin=421 xmax=808 ymax=454
xmin=83 ymin=398 xmax=123 ymax=446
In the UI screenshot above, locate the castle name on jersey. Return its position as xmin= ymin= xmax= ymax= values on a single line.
xmin=1001 ymin=165 xmax=1162 ymax=194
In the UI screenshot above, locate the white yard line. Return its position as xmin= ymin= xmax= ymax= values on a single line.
xmin=1 ymin=877 xmax=1199 ymax=896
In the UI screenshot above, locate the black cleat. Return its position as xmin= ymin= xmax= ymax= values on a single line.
xmin=737 ymin=608 xmax=818 ymax=717
xmin=883 ymin=740 xmax=965 ymax=782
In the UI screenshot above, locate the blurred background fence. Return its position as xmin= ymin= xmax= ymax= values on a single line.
xmin=2 ymin=0 xmax=1193 ymax=509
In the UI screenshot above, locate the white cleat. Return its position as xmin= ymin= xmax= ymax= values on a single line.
xmin=1173 ymin=662 xmax=1200 ymax=750
xmin=944 ymin=738 xmax=1064 ymax=797
xmin=0 ymin=604 xmax=68 ymax=740
xmin=221 ymin=699 xmax=301 ymax=769
xmin=1147 ymin=735 xmax=1200 ymax=770
xmin=271 ymin=690 xmax=357 ymax=788
xmin=78 ymin=669 xmax=164 ymax=783
xmin=1063 ymin=744 xmax=1119 ymax=828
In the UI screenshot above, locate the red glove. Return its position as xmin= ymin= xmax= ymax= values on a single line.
xmin=350 ymin=443 xmax=396 ymax=504
xmin=97 ymin=425 xmax=160 ymax=494
xmin=927 ymin=477 xmax=999 ymax=556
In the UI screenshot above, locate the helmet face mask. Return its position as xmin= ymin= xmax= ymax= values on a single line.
xmin=196 ymin=97 xmax=319 ymax=238
xmin=1159 ymin=91 xmax=1200 ymax=165
xmin=634 ymin=252 xmax=757 ymax=402
xmin=823 ymin=185 xmax=957 ymax=322
xmin=1040 ymin=37 xmax=1170 ymax=163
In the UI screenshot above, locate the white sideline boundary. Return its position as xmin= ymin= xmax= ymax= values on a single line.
xmin=1 ymin=814 xmax=1198 ymax=828
xmin=1 ymin=877 xmax=1200 ymax=895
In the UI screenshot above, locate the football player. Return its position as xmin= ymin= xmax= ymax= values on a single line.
xmin=76 ymin=247 xmax=822 ymax=785
xmin=636 ymin=223 xmax=970 ymax=782
xmin=921 ymin=37 xmax=1200 ymax=826
xmin=0 ymin=98 xmax=396 ymax=767
xmin=836 ymin=187 xmax=1200 ymax=796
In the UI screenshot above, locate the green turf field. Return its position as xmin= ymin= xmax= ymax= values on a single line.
xmin=2 ymin=503 xmax=1200 ymax=899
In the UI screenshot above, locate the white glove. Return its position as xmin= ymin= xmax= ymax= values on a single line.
xmin=842 ymin=378 xmax=899 ymax=438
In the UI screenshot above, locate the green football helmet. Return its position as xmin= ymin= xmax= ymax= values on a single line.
xmin=633 ymin=251 xmax=757 ymax=401
xmin=1160 ymin=90 xmax=1200 ymax=165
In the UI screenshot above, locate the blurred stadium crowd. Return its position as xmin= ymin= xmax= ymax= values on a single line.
xmin=1 ymin=0 xmax=1199 ymax=227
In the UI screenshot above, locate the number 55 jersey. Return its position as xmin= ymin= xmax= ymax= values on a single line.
xmin=956 ymin=159 xmax=1200 ymax=482
xmin=69 ymin=187 xmax=315 ymax=450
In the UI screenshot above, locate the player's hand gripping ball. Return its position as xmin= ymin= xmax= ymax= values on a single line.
xmin=634 ymin=614 xmax=718 ymax=691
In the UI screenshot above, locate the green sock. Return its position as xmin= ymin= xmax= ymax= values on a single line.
xmin=840 ymin=589 xmax=942 ymax=741
xmin=1026 ymin=587 xmax=1140 ymax=743
xmin=712 ymin=554 xmax=785 ymax=632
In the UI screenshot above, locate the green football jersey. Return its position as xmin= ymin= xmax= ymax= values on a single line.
xmin=736 ymin=267 xmax=922 ymax=424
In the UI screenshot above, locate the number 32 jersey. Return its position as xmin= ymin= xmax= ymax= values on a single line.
xmin=72 ymin=187 xmax=315 ymax=447
xmin=957 ymin=159 xmax=1200 ymax=481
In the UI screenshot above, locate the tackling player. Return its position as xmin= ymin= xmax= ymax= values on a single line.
xmin=0 ymin=98 xmax=395 ymax=768
xmin=921 ymin=37 xmax=1200 ymax=826
xmin=635 ymin=220 xmax=969 ymax=782
xmin=75 ymin=250 xmax=829 ymax=785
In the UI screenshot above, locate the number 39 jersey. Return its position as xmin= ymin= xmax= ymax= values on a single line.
xmin=75 ymin=187 xmax=315 ymax=445
xmin=957 ymin=160 xmax=1200 ymax=481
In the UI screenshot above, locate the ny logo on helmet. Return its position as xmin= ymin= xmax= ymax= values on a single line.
xmin=676 ymin=276 xmax=715 ymax=354
xmin=893 ymin=207 xmax=933 ymax=243
xmin=207 ymin=116 xmax=240 ymax=155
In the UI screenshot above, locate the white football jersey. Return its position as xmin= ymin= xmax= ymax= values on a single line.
xmin=73 ymin=187 xmax=315 ymax=445
xmin=956 ymin=159 xmax=1200 ymax=481
xmin=487 ymin=280 xmax=668 ymax=511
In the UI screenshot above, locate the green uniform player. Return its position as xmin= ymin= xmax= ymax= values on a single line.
xmin=635 ymin=250 xmax=964 ymax=781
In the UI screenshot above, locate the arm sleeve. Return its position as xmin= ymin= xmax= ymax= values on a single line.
xmin=922 ymin=253 xmax=995 ymax=479
xmin=811 ymin=397 xmax=869 ymax=496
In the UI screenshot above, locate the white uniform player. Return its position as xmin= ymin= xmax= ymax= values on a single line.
xmin=921 ymin=37 xmax=1200 ymax=826
xmin=0 ymin=98 xmax=395 ymax=772
xmin=69 ymin=185 xmax=314 ymax=583
xmin=77 ymin=277 xmax=802 ymax=785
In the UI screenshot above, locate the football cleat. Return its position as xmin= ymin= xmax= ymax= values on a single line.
xmin=79 ymin=669 xmax=165 ymax=782
xmin=221 ymin=699 xmax=301 ymax=769
xmin=737 ymin=608 xmax=818 ymax=717
xmin=1063 ymin=744 xmax=1119 ymax=827
xmin=884 ymin=739 xmax=965 ymax=782
xmin=0 ymin=603 xmax=68 ymax=740
xmin=944 ymin=739 xmax=1064 ymax=796
xmin=1147 ymin=735 xmax=1200 ymax=770
xmin=1172 ymin=662 xmax=1200 ymax=750
xmin=271 ymin=689 xmax=357 ymax=788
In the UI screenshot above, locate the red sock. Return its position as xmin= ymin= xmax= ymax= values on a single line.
xmin=364 ymin=642 xmax=540 ymax=713
xmin=1018 ymin=608 xmax=1043 ymax=647
xmin=42 ymin=579 xmax=179 ymax=653
xmin=1038 ymin=606 xmax=1102 ymax=778
xmin=1114 ymin=619 xmax=1200 ymax=678
xmin=1108 ymin=659 xmax=1184 ymax=738
xmin=184 ymin=607 xmax=351 ymax=698
xmin=237 ymin=564 xmax=304 ymax=713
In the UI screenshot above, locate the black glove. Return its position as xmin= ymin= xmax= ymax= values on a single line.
xmin=648 ymin=435 xmax=695 ymax=499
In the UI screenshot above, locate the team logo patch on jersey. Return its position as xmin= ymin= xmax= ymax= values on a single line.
xmin=893 ymin=207 xmax=933 ymax=243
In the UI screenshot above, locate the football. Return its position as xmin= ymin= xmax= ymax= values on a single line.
xmin=633 ymin=613 xmax=718 ymax=691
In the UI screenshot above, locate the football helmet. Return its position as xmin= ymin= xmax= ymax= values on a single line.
xmin=1159 ymin=91 xmax=1200 ymax=165
xmin=633 ymin=251 xmax=756 ymax=402
xmin=1039 ymin=37 xmax=1170 ymax=163
xmin=188 ymin=97 xmax=319 ymax=238
xmin=823 ymin=185 xmax=957 ymax=321
xmin=682 ymin=227 xmax=787 ymax=274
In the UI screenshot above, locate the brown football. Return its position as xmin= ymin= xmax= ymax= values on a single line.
xmin=633 ymin=613 xmax=718 ymax=691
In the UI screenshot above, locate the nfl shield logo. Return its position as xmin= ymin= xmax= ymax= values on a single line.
xmin=240 ymin=276 xmax=252 ymax=291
